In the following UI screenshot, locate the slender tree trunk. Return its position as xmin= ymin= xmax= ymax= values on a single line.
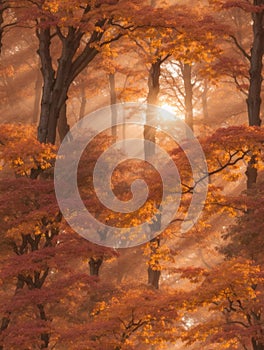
xmin=109 ymin=73 xmax=118 ymax=138
xmin=85 ymin=75 xmax=117 ymax=278
xmin=0 ymin=0 xmax=6 ymax=55
xmin=33 ymin=68 xmax=42 ymax=123
xmin=182 ymin=63 xmax=194 ymax=131
xmin=37 ymin=304 xmax=50 ymax=349
xmin=3 ymin=73 xmax=16 ymax=108
xmin=144 ymin=60 xmax=161 ymax=160
xmin=202 ymin=79 xmax=209 ymax=122
xmin=245 ymin=3 xmax=264 ymax=190
xmin=144 ymin=59 xmax=162 ymax=289
xmin=79 ymin=84 xmax=86 ymax=120
xmin=246 ymin=2 xmax=264 ymax=127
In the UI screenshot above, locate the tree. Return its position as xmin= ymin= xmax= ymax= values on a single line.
xmin=6 ymin=0 xmax=145 ymax=144
xmin=178 ymin=258 xmax=264 ymax=350
xmin=210 ymin=0 xmax=264 ymax=191
xmin=53 ymin=278 xmax=181 ymax=350
xmin=0 ymin=1 xmax=17 ymax=54
xmin=0 ymin=124 xmax=115 ymax=349
xmin=211 ymin=0 xmax=264 ymax=123
xmin=242 ymin=0 xmax=264 ymax=127
xmin=125 ymin=2 xmax=225 ymax=288
xmin=167 ymin=125 xmax=264 ymax=350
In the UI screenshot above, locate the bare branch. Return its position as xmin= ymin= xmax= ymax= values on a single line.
xmin=230 ymin=35 xmax=251 ymax=61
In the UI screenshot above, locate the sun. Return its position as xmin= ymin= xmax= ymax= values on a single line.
xmin=161 ymin=103 xmax=174 ymax=113
xmin=160 ymin=103 xmax=176 ymax=120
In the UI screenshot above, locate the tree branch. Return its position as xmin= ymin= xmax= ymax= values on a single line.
xmin=230 ymin=35 xmax=251 ymax=61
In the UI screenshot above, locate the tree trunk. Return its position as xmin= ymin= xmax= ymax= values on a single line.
xmin=246 ymin=2 xmax=264 ymax=127
xmin=202 ymin=79 xmax=209 ymax=122
xmin=246 ymin=154 xmax=258 ymax=189
xmin=109 ymin=73 xmax=118 ymax=138
xmin=245 ymin=3 xmax=264 ymax=190
xmin=252 ymin=337 xmax=264 ymax=350
xmin=0 ymin=312 xmax=11 ymax=350
xmin=182 ymin=63 xmax=194 ymax=130
xmin=144 ymin=60 xmax=161 ymax=160
xmin=37 ymin=27 xmax=55 ymax=143
xmin=37 ymin=303 xmax=50 ymax=349
xmin=0 ymin=273 xmax=26 ymax=349
xmin=46 ymin=77 xmax=71 ymax=144
xmin=147 ymin=267 xmax=161 ymax=289
xmin=144 ymin=60 xmax=162 ymax=289
xmin=0 ymin=1 xmax=6 ymax=55
xmin=89 ymin=257 xmax=103 ymax=276
xmin=36 ymin=14 xmax=110 ymax=145
xmin=3 ymin=73 xmax=17 ymax=108
xmin=37 ymin=27 xmax=82 ymax=144
xmin=79 ymin=84 xmax=87 ymax=120
xmin=33 ymin=68 xmax=42 ymax=123
xmin=57 ymin=101 xmax=70 ymax=143
xmin=147 ymin=237 xmax=161 ymax=290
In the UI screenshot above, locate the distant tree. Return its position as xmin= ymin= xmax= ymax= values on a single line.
xmin=0 ymin=0 xmax=17 ymax=54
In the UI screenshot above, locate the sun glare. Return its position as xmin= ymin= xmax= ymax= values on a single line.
xmin=160 ymin=103 xmax=176 ymax=121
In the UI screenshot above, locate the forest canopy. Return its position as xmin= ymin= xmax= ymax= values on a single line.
xmin=0 ymin=1 xmax=264 ymax=349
